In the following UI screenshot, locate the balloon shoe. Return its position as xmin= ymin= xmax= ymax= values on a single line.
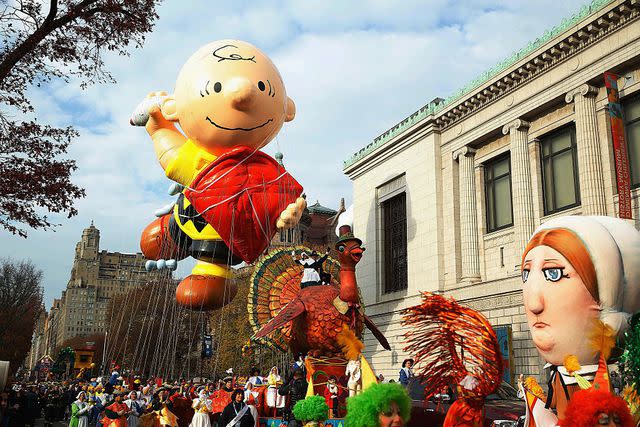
xmin=175 ymin=261 xmax=237 ymax=310
xmin=140 ymin=214 xmax=186 ymax=261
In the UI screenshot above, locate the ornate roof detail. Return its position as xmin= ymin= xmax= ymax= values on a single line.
xmin=344 ymin=0 xmax=636 ymax=170
xmin=308 ymin=200 xmax=338 ymax=216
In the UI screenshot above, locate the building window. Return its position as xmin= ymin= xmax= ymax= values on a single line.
xmin=623 ymin=93 xmax=640 ymax=188
xmin=484 ymin=154 xmax=513 ymax=232
xmin=540 ymin=126 xmax=580 ymax=215
xmin=382 ymin=192 xmax=408 ymax=294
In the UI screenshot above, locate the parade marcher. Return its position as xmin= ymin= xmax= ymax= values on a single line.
xmin=69 ymin=391 xmax=90 ymax=427
xmin=345 ymin=358 xmax=363 ymax=397
xmin=243 ymin=382 xmax=259 ymax=407
xmin=109 ymin=370 xmax=120 ymax=386
xmin=310 ymin=249 xmax=330 ymax=285
xmin=210 ymin=377 xmax=233 ymax=415
xmin=278 ymin=369 xmax=308 ymax=427
xmin=103 ymin=391 xmax=129 ymax=427
xmin=243 ymin=382 xmax=259 ymax=426
xmin=323 ymin=376 xmax=340 ymax=419
xmin=292 ymin=249 xmax=329 ymax=289
xmin=218 ymin=390 xmax=254 ymax=427
xmin=189 ymin=389 xmax=211 ymax=427
xmin=124 ymin=391 xmax=143 ymax=427
xmin=345 ymin=382 xmax=411 ymax=427
xmin=150 ymin=388 xmax=178 ymax=427
xmin=23 ymin=386 xmax=39 ymax=427
xmin=399 ymin=359 xmax=413 ymax=386
xmin=265 ymin=367 xmax=285 ymax=417
xmin=246 ymin=368 xmax=263 ymax=387
xmin=43 ymin=387 xmax=62 ymax=426
xmin=443 ymin=375 xmax=484 ymax=427
xmin=140 ymin=385 xmax=153 ymax=405
xmin=560 ymin=389 xmax=634 ymax=427
xmin=289 ymin=354 xmax=306 ymax=381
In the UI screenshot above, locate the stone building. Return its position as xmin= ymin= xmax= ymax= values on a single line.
xmin=305 ymin=200 xmax=341 ymax=247
xmin=343 ymin=0 xmax=640 ymax=383
xmin=272 ymin=198 xmax=343 ymax=248
xmin=48 ymin=223 xmax=159 ymax=349
xmin=44 ymin=299 xmax=62 ymax=356
xmin=269 ymin=152 xmax=343 ymax=248
xmin=25 ymin=307 xmax=47 ymax=370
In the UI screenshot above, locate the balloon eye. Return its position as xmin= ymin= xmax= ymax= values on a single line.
xmin=213 ymin=82 xmax=222 ymax=93
xmin=258 ymin=81 xmax=266 ymax=91
xmin=521 ymin=269 xmax=529 ymax=283
xmin=338 ymin=245 xmax=345 ymax=252
xmin=543 ymin=268 xmax=564 ymax=282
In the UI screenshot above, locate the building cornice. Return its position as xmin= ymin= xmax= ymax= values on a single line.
xmin=343 ymin=119 xmax=439 ymax=178
xmin=344 ymin=0 xmax=639 ymax=170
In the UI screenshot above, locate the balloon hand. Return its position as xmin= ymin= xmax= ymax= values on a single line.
xmin=276 ymin=197 xmax=306 ymax=230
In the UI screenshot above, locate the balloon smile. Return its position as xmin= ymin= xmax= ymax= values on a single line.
xmin=206 ymin=116 xmax=273 ymax=131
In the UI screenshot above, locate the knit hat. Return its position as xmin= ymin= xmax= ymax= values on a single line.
xmin=534 ymin=216 xmax=640 ymax=336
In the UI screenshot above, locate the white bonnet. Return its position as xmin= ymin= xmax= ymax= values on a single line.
xmin=533 ymin=216 xmax=640 ymax=336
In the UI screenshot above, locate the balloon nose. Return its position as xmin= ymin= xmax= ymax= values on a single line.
xmin=226 ymin=77 xmax=255 ymax=111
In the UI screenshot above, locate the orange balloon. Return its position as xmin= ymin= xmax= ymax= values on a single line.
xmin=175 ymin=275 xmax=237 ymax=310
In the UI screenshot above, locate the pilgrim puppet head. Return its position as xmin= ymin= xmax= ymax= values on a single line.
xmin=521 ymin=216 xmax=640 ymax=366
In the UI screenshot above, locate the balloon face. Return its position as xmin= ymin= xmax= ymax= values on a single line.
xmin=521 ymin=245 xmax=600 ymax=366
xmin=170 ymin=40 xmax=294 ymax=154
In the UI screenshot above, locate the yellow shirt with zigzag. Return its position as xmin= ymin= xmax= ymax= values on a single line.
xmin=165 ymin=139 xmax=221 ymax=241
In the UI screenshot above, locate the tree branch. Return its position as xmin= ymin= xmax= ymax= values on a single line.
xmin=44 ymin=0 xmax=58 ymax=24
xmin=0 ymin=0 xmax=100 ymax=83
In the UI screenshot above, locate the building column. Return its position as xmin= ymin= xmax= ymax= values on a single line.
xmin=565 ymin=84 xmax=607 ymax=215
xmin=453 ymin=146 xmax=481 ymax=282
xmin=502 ymin=119 xmax=535 ymax=254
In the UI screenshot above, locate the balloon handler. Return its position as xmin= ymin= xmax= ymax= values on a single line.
xmin=134 ymin=40 xmax=305 ymax=310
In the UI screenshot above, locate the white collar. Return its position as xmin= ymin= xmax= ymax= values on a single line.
xmin=544 ymin=363 xmax=599 ymax=385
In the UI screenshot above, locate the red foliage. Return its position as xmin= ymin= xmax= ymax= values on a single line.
xmin=0 ymin=0 xmax=161 ymax=236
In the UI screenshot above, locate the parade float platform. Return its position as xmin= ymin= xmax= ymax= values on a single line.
xmin=258 ymin=419 xmax=344 ymax=427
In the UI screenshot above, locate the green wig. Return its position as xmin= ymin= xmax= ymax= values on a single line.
xmin=345 ymin=383 xmax=411 ymax=427
xmin=293 ymin=395 xmax=329 ymax=422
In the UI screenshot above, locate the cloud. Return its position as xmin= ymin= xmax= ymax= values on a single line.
xmin=0 ymin=0 xmax=588 ymax=306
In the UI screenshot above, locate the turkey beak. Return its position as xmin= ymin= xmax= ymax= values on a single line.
xmin=351 ymin=247 xmax=364 ymax=262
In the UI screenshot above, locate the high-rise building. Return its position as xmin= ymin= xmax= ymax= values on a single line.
xmin=25 ymin=307 xmax=47 ymax=370
xmin=44 ymin=299 xmax=61 ymax=357
xmin=46 ymin=223 xmax=160 ymax=350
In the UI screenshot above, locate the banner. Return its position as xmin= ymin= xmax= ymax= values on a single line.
xmin=202 ymin=334 xmax=213 ymax=358
xmin=495 ymin=325 xmax=514 ymax=384
xmin=604 ymin=71 xmax=633 ymax=219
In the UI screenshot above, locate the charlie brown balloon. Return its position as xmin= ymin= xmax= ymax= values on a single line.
xmin=136 ymin=40 xmax=305 ymax=310
xmin=521 ymin=216 xmax=640 ymax=419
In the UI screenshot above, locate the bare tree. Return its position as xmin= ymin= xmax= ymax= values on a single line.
xmin=0 ymin=258 xmax=43 ymax=374
xmin=0 ymin=0 xmax=161 ymax=236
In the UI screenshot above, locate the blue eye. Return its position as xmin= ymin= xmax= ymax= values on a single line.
xmin=543 ymin=268 xmax=565 ymax=282
xmin=521 ymin=269 xmax=530 ymax=283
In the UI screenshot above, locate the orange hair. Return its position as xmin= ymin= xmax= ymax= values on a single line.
xmin=522 ymin=228 xmax=598 ymax=302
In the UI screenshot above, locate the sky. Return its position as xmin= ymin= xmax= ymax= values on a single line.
xmin=0 ymin=0 xmax=590 ymax=307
